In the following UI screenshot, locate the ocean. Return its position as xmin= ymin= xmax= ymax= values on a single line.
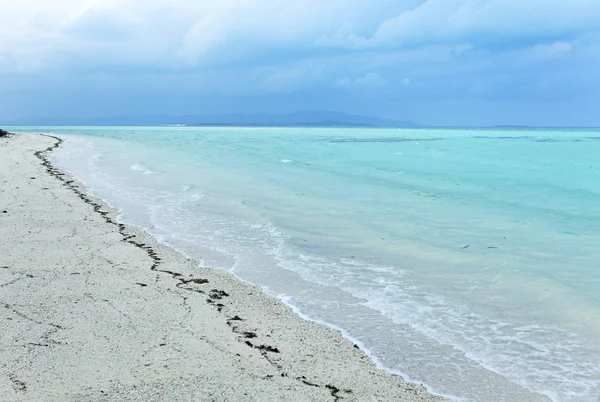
xmin=12 ymin=126 xmax=600 ymax=401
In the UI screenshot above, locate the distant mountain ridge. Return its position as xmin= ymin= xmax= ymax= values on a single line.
xmin=188 ymin=111 xmax=417 ymax=128
xmin=4 ymin=111 xmax=417 ymax=128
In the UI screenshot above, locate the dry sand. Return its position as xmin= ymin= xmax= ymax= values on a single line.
xmin=0 ymin=132 xmax=445 ymax=401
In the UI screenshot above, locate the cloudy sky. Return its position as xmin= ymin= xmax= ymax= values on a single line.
xmin=1 ymin=0 xmax=599 ymax=126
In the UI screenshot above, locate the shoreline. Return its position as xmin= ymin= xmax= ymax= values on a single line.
xmin=0 ymin=132 xmax=445 ymax=400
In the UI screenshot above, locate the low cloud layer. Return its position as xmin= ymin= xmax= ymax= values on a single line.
xmin=1 ymin=0 xmax=599 ymax=125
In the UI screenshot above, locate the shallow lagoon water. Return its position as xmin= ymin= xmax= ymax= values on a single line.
xmin=14 ymin=126 xmax=600 ymax=401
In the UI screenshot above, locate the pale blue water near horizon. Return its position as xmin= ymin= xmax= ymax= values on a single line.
xmin=11 ymin=126 xmax=600 ymax=401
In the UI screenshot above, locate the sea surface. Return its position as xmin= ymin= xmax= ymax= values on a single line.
xmin=12 ymin=126 xmax=600 ymax=401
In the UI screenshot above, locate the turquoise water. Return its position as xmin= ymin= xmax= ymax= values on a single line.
xmin=13 ymin=126 xmax=600 ymax=401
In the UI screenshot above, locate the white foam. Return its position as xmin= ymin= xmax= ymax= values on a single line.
xmin=264 ymin=242 xmax=600 ymax=401
xmin=130 ymin=163 xmax=158 ymax=175
xmin=274 ymin=293 xmax=464 ymax=402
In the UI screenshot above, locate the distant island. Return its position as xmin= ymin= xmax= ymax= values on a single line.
xmin=4 ymin=111 xmax=418 ymax=128
xmin=491 ymin=125 xmax=532 ymax=129
xmin=187 ymin=111 xmax=417 ymax=128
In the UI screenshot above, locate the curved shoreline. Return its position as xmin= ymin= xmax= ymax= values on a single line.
xmin=0 ymin=132 xmax=445 ymax=400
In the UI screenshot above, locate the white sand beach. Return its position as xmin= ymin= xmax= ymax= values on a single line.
xmin=0 ymin=132 xmax=444 ymax=401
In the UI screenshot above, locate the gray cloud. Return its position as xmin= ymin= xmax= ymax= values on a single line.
xmin=0 ymin=0 xmax=599 ymax=126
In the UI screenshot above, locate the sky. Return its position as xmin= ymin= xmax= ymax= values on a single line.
xmin=1 ymin=0 xmax=599 ymax=126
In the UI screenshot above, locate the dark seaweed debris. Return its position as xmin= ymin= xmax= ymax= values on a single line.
xmin=326 ymin=384 xmax=341 ymax=401
xmin=209 ymin=289 xmax=230 ymax=299
xmin=257 ymin=344 xmax=280 ymax=353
